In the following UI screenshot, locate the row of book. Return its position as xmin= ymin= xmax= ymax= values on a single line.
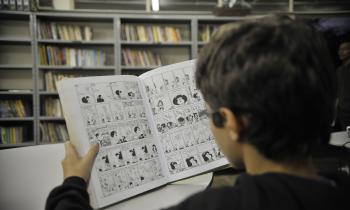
xmin=38 ymin=22 xmax=93 ymax=41
xmin=40 ymin=122 xmax=69 ymax=143
xmin=121 ymin=24 xmax=185 ymax=43
xmin=44 ymin=71 xmax=81 ymax=92
xmin=43 ymin=98 xmax=63 ymax=117
xmin=0 ymin=100 xmax=30 ymax=117
xmin=198 ymin=24 xmax=220 ymax=42
xmin=0 ymin=0 xmax=30 ymax=11
xmin=39 ymin=45 xmax=107 ymax=66
xmin=122 ymin=49 xmax=162 ymax=67
xmin=0 ymin=126 xmax=26 ymax=144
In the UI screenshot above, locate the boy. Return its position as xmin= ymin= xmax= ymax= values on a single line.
xmin=46 ymin=16 xmax=349 ymax=210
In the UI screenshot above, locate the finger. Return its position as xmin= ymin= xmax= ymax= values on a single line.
xmin=83 ymin=144 xmax=100 ymax=166
xmin=64 ymin=142 xmax=79 ymax=158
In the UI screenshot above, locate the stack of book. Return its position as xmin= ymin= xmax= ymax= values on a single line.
xmin=43 ymin=98 xmax=63 ymax=117
xmin=39 ymin=45 xmax=107 ymax=66
xmin=0 ymin=100 xmax=29 ymax=117
xmin=0 ymin=126 xmax=25 ymax=144
xmin=121 ymin=24 xmax=184 ymax=42
xmin=44 ymin=72 xmax=82 ymax=92
xmin=122 ymin=49 xmax=162 ymax=67
xmin=198 ymin=25 xmax=220 ymax=42
xmin=40 ymin=123 xmax=69 ymax=143
xmin=38 ymin=22 xmax=93 ymax=41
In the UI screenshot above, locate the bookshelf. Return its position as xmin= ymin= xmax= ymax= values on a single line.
xmin=0 ymin=12 xmax=35 ymax=147
xmin=0 ymin=11 xmax=244 ymax=147
xmin=35 ymin=13 xmax=116 ymax=144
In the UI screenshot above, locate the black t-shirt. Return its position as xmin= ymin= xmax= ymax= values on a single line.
xmin=46 ymin=172 xmax=350 ymax=210
xmin=337 ymin=62 xmax=350 ymax=112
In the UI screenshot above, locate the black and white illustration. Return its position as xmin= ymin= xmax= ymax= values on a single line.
xmin=161 ymin=71 xmax=177 ymax=90
xmin=109 ymin=102 xmax=125 ymax=121
xmin=144 ymin=78 xmax=157 ymax=97
xmin=197 ymin=143 xmax=216 ymax=163
xmin=75 ymin=84 xmax=95 ymax=105
xmin=151 ymin=95 xmax=173 ymax=115
xmin=96 ymin=104 xmax=113 ymax=124
xmin=81 ymin=105 xmax=99 ymax=126
xmin=99 ymin=172 xmax=117 ymax=197
xmin=110 ymin=82 xmax=127 ymax=100
xmin=91 ymin=83 xmax=114 ymax=103
xmin=123 ymin=81 xmax=142 ymax=100
xmin=181 ymin=148 xmax=201 ymax=168
xmin=156 ymin=112 xmax=177 ymax=134
xmin=166 ymin=153 xmax=185 ymax=174
xmin=138 ymin=159 xmax=163 ymax=183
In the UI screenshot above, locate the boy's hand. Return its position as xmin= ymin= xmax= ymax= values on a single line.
xmin=62 ymin=142 xmax=99 ymax=182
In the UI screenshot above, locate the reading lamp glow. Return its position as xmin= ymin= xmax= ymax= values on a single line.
xmin=152 ymin=0 xmax=159 ymax=11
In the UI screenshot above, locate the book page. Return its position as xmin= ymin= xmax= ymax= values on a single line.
xmin=139 ymin=60 xmax=228 ymax=182
xmin=57 ymin=75 xmax=168 ymax=208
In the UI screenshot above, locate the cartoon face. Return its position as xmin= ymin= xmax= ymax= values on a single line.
xmin=173 ymin=95 xmax=187 ymax=105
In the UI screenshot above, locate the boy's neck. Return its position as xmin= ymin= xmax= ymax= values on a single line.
xmin=242 ymin=144 xmax=320 ymax=180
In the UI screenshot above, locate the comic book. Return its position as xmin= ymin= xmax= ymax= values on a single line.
xmin=57 ymin=60 xmax=229 ymax=209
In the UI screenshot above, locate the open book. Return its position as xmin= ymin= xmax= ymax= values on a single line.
xmin=57 ymin=60 xmax=228 ymax=209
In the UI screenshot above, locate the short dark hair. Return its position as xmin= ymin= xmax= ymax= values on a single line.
xmin=196 ymin=15 xmax=336 ymax=162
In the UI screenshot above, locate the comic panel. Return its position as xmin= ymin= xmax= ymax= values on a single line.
xmin=123 ymin=165 xmax=142 ymax=189
xmin=161 ymin=71 xmax=176 ymax=90
xmin=169 ymin=131 xmax=185 ymax=152
xmin=96 ymin=103 xmax=113 ymax=124
xmin=152 ymin=74 xmax=166 ymax=95
xmin=110 ymin=81 xmax=128 ymax=100
xmin=182 ymin=127 xmax=196 ymax=148
xmin=81 ymin=105 xmax=98 ymax=126
xmin=183 ymin=66 xmax=195 ymax=86
xmin=98 ymin=172 xmax=117 ymax=197
xmin=181 ymin=147 xmax=202 ymax=169
xmin=211 ymin=141 xmax=225 ymax=159
xmin=138 ymin=159 xmax=164 ymax=183
xmin=155 ymin=112 xmax=177 ymax=134
xmin=197 ymin=142 xmax=216 ymax=163
xmin=173 ymin=109 xmax=186 ymax=128
xmin=166 ymin=152 xmax=185 ymax=174
xmin=151 ymin=95 xmax=173 ymax=115
xmin=109 ymin=101 xmax=126 ymax=121
xmin=87 ymin=126 xmax=112 ymax=147
xmin=75 ymin=84 xmax=95 ymax=105
xmin=144 ymin=78 xmax=156 ymax=97
xmin=160 ymin=134 xmax=172 ymax=154
xmin=172 ymin=68 xmax=187 ymax=88
xmin=123 ymin=81 xmax=142 ymax=100
xmin=91 ymin=82 xmax=114 ymax=103
xmin=95 ymin=151 xmax=113 ymax=173
xmin=122 ymin=100 xmax=146 ymax=120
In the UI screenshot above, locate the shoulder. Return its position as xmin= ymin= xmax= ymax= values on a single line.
xmin=164 ymin=186 xmax=242 ymax=210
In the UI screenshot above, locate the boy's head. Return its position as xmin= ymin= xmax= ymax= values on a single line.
xmin=196 ymin=15 xmax=336 ymax=165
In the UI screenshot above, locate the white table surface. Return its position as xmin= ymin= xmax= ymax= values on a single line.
xmin=0 ymin=143 xmax=212 ymax=210
xmin=1 ymin=131 xmax=348 ymax=210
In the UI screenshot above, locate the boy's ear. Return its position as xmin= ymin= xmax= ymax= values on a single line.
xmin=218 ymin=107 xmax=240 ymax=140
